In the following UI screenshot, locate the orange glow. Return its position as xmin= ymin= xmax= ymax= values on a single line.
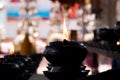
xmin=85 ymin=0 xmax=91 ymax=4
xmin=63 ymin=17 xmax=69 ymax=40
xmin=9 ymin=45 xmax=14 ymax=55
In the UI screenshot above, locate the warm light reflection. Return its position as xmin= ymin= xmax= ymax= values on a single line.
xmin=0 ymin=3 xmax=4 ymax=9
xmin=85 ymin=0 xmax=91 ymax=4
xmin=33 ymin=32 xmax=39 ymax=38
xmin=9 ymin=45 xmax=14 ymax=55
xmin=63 ymin=17 xmax=69 ymax=40
xmin=117 ymin=41 xmax=120 ymax=45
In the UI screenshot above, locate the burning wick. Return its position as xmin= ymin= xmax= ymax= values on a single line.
xmin=62 ymin=17 xmax=69 ymax=41
xmin=9 ymin=45 xmax=14 ymax=55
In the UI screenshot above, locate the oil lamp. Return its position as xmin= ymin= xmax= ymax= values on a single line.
xmin=0 ymin=46 xmax=33 ymax=80
xmin=43 ymin=17 xmax=89 ymax=80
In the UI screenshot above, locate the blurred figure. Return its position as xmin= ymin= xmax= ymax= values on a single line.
xmin=68 ymin=5 xmax=77 ymax=18
xmin=50 ymin=8 xmax=56 ymax=25
xmin=50 ymin=0 xmax=63 ymax=26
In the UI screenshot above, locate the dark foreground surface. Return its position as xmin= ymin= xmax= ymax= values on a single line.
xmin=29 ymin=74 xmax=49 ymax=80
xmin=29 ymin=67 xmax=120 ymax=80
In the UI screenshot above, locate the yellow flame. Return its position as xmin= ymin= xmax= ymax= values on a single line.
xmin=63 ymin=17 xmax=69 ymax=40
xmin=9 ymin=45 xmax=14 ymax=55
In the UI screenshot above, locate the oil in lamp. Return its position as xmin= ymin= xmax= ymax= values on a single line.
xmin=43 ymin=17 xmax=89 ymax=80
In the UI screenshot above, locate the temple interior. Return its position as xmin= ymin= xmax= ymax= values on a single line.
xmin=0 ymin=0 xmax=120 ymax=80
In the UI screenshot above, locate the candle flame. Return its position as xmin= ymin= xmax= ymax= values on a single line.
xmin=63 ymin=17 xmax=69 ymax=40
xmin=9 ymin=45 xmax=14 ymax=55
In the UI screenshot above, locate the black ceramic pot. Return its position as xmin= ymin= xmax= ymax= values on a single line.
xmin=97 ymin=28 xmax=119 ymax=44
xmin=43 ymin=39 xmax=87 ymax=66
xmin=43 ymin=39 xmax=89 ymax=80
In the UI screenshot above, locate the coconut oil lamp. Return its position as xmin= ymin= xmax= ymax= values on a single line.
xmin=43 ymin=18 xmax=89 ymax=80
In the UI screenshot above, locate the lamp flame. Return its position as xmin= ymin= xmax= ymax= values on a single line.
xmin=63 ymin=17 xmax=69 ymax=40
xmin=9 ymin=45 xmax=14 ymax=55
